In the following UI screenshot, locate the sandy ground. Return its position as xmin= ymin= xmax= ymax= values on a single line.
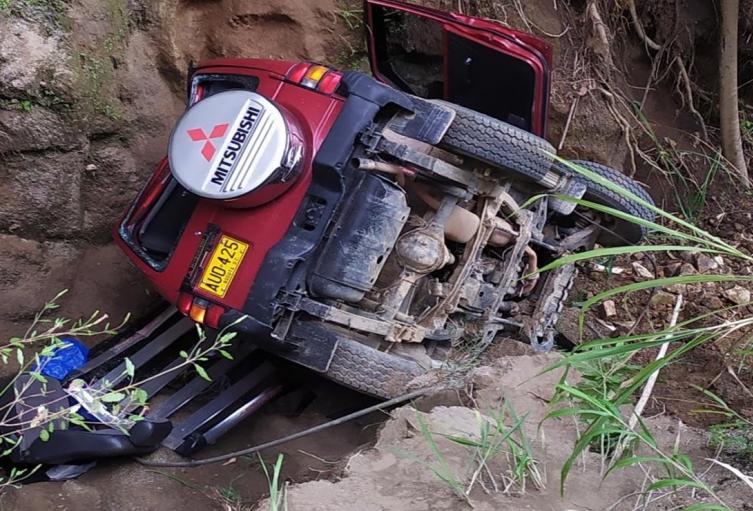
xmin=262 ymin=351 xmax=730 ymax=510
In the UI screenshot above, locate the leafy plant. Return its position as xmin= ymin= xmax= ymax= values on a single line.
xmin=0 ymin=290 xmax=242 ymax=476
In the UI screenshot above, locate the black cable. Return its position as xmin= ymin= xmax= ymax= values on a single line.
xmin=134 ymin=387 xmax=434 ymax=468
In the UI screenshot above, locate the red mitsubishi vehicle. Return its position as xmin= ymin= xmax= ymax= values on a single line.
xmin=3 ymin=0 xmax=653 ymax=468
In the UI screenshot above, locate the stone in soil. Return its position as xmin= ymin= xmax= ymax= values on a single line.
xmin=632 ymin=261 xmax=655 ymax=279
xmin=651 ymin=291 xmax=678 ymax=306
xmin=695 ymin=253 xmax=720 ymax=273
xmin=602 ymin=299 xmax=617 ymax=317
xmin=664 ymin=260 xmax=683 ymax=277
xmin=724 ymin=285 xmax=751 ymax=305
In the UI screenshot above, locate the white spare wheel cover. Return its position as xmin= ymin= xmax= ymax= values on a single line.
xmin=168 ymin=90 xmax=295 ymax=200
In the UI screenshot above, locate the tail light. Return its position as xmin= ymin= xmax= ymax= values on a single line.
xmin=179 ymin=293 xmax=225 ymax=329
xmin=285 ymin=63 xmax=342 ymax=95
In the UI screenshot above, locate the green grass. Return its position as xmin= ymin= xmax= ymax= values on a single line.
xmin=532 ymin=158 xmax=753 ymax=509
xmin=399 ymin=405 xmax=543 ymax=506
xmin=259 ymin=453 xmax=287 ymax=511
xmin=444 ymin=404 xmax=544 ymax=495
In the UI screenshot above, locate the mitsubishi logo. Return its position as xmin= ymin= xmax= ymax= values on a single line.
xmin=186 ymin=123 xmax=229 ymax=162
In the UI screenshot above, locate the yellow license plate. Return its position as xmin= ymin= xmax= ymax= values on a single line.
xmin=198 ymin=235 xmax=249 ymax=298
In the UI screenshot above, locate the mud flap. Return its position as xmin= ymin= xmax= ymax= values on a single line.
xmin=275 ymin=319 xmax=340 ymax=373
xmin=386 ymin=96 xmax=456 ymax=145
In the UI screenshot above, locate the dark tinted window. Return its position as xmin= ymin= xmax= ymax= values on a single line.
xmin=446 ymin=32 xmax=535 ymax=131
xmin=369 ymin=5 xmax=536 ymax=130
xmin=191 ymin=74 xmax=260 ymax=103
xmin=138 ymin=180 xmax=198 ymax=259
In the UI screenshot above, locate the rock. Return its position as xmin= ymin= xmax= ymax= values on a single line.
xmin=0 ymin=234 xmax=79 ymax=320
xmin=602 ymin=300 xmax=617 ymax=317
xmin=651 ymin=291 xmax=678 ymax=306
xmin=713 ymin=255 xmax=725 ymax=268
xmin=665 ymin=283 xmax=687 ymax=294
xmin=632 ymin=261 xmax=654 ymax=279
xmin=724 ymin=285 xmax=751 ymax=305
xmin=679 ymin=263 xmax=697 ymax=276
xmin=695 ymin=253 xmax=719 ymax=273
xmin=469 ymin=366 xmax=497 ymax=389
xmin=664 ymin=260 xmax=683 ymax=277
xmin=0 ymin=17 xmax=72 ymax=99
xmin=81 ymin=144 xmax=150 ymax=240
xmin=0 ymin=107 xmax=84 ymax=154
xmin=0 ymin=150 xmax=84 ymax=238
xmin=702 ymin=296 xmax=724 ymax=309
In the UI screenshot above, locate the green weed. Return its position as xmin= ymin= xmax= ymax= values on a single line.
xmin=398 ymin=413 xmax=470 ymax=505
xmin=400 ymin=404 xmax=543 ymax=506
xmin=534 ymin=158 xmax=753 ymax=509
xmin=631 ymin=105 xmax=729 ymax=221
xmin=444 ymin=404 xmax=545 ymax=495
xmin=259 ymin=453 xmax=287 ymax=511
xmin=335 ymin=6 xmax=363 ymax=30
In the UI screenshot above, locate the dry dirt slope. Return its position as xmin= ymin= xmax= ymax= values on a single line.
xmin=260 ymin=352 xmax=748 ymax=511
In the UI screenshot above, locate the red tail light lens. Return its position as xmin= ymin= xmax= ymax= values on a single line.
xmin=205 ymin=304 xmax=225 ymax=329
xmin=177 ymin=292 xmax=193 ymax=315
xmin=317 ymin=71 xmax=342 ymax=94
xmin=286 ymin=62 xmax=311 ymax=83
xmin=178 ymin=293 xmax=224 ymax=329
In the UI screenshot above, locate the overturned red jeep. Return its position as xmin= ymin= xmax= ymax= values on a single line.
xmin=4 ymin=0 xmax=653 ymax=468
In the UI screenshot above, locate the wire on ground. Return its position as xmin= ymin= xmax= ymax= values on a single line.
xmin=135 ymin=387 xmax=435 ymax=468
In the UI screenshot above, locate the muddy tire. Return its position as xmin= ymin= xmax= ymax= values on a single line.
xmin=325 ymin=337 xmax=424 ymax=399
xmin=567 ymin=160 xmax=655 ymax=246
xmin=435 ymin=101 xmax=556 ymax=183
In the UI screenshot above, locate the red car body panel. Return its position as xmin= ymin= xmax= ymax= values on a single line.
xmin=114 ymin=1 xmax=554 ymax=329
xmin=114 ymin=62 xmax=345 ymax=312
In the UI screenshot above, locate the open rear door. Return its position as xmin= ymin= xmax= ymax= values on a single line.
xmin=364 ymin=0 xmax=552 ymax=137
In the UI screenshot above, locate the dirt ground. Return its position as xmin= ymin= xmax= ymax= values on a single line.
xmin=259 ymin=352 xmax=747 ymax=511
